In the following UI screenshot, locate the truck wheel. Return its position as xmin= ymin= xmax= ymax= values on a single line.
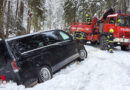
xmin=99 ymin=36 xmax=108 ymax=50
xmin=91 ymin=41 xmax=97 ymax=45
xmin=78 ymin=49 xmax=87 ymax=61
xmin=121 ymin=45 xmax=129 ymax=51
xmin=38 ymin=66 xmax=52 ymax=83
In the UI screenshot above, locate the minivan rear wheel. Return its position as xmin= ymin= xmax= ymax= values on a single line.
xmin=38 ymin=66 xmax=52 ymax=83
xmin=78 ymin=49 xmax=87 ymax=61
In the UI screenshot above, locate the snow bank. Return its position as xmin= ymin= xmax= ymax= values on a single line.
xmin=1 ymin=45 xmax=130 ymax=90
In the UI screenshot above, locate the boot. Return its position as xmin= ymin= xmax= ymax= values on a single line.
xmin=109 ymin=49 xmax=114 ymax=53
xmin=110 ymin=50 xmax=114 ymax=53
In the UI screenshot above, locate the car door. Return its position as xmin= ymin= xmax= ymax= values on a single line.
xmin=58 ymin=31 xmax=79 ymax=63
xmin=43 ymin=31 xmax=66 ymax=72
xmin=104 ymin=17 xmax=116 ymax=33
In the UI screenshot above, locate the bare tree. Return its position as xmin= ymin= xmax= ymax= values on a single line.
xmin=18 ymin=1 xmax=24 ymax=23
xmin=6 ymin=1 xmax=10 ymax=38
xmin=16 ymin=0 xmax=19 ymax=17
xmin=27 ymin=10 xmax=32 ymax=34
xmin=27 ymin=0 xmax=32 ymax=34
xmin=0 ymin=0 xmax=7 ymax=39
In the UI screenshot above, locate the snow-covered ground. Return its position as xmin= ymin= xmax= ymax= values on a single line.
xmin=1 ymin=45 xmax=130 ymax=90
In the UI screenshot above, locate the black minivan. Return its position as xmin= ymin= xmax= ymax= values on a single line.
xmin=0 ymin=30 xmax=87 ymax=87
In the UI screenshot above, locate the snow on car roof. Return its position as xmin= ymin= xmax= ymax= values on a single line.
xmin=5 ymin=29 xmax=63 ymax=41
xmin=6 ymin=31 xmax=42 ymax=41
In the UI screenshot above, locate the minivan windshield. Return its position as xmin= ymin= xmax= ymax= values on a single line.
xmin=117 ymin=15 xmax=130 ymax=27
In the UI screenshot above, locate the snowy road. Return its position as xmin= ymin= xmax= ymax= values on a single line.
xmin=2 ymin=45 xmax=130 ymax=90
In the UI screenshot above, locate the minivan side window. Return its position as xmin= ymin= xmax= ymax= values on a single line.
xmin=9 ymin=34 xmax=47 ymax=53
xmin=45 ymin=31 xmax=62 ymax=44
xmin=29 ymin=34 xmax=47 ymax=49
xmin=59 ymin=31 xmax=71 ymax=40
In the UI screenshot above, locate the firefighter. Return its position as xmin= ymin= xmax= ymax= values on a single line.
xmin=110 ymin=20 xmax=115 ymax=24
xmin=80 ymin=30 xmax=86 ymax=44
xmin=106 ymin=28 xmax=114 ymax=53
xmin=74 ymin=29 xmax=80 ymax=40
xmin=110 ymin=19 xmax=115 ymax=24
xmin=85 ymin=14 xmax=92 ymax=25
xmin=117 ymin=19 xmax=121 ymax=25
xmin=74 ymin=29 xmax=86 ymax=44
xmin=118 ymin=19 xmax=120 ymax=23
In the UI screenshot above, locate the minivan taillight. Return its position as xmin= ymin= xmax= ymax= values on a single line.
xmin=11 ymin=60 xmax=19 ymax=72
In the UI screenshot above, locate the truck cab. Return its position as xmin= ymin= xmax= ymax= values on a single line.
xmin=103 ymin=13 xmax=130 ymax=50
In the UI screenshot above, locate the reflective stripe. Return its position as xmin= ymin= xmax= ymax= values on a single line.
xmin=109 ymin=49 xmax=113 ymax=51
xmin=106 ymin=40 xmax=113 ymax=43
xmin=86 ymin=18 xmax=91 ymax=22
xmin=109 ymin=41 xmax=113 ymax=43
xmin=75 ymin=32 xmax=86 ymax=40
xmin=107 ymin=36 xmax=110 ymax=38
xmin=76 ymin=37 xmax=81 ymax=39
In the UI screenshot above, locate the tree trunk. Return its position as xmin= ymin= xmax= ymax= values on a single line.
xmin=123 ymin=0 xmax=127 ymax=14
xmin=16 ymin=0 xmax=19 ymax=17
xmin=27 ymin=10 xmax=31 ymax=34
xmin=18 ymin=1 xmax=24 ymax=24
xmin=27 ymin=0 xmax=32 ymax=34
xmin=6 ymin=1 xmax=10 ymax=38
xmin=0 ymin=0 xmax=6 ymax=39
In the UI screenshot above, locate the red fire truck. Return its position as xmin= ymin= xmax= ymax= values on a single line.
xmin=71 ymin=9 xmax=130 ymax=51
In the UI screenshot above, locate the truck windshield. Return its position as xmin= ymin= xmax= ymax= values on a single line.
xmin=117 ymin=15 xmax=130 ymax=27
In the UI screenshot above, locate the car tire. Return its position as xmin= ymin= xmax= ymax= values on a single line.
xmin=91 ymin=41 xmax=97 ymax=45
xmin=38 ymin=66 xmax=52 ymax=83
xmin=78 ymin=49 xmax=87 ymax=61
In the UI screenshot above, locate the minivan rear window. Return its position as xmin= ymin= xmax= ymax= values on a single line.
xmin=8 ymin=34 xmax=47 ymax=53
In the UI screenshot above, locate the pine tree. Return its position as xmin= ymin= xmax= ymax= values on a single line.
xmin=0 ymin=0 xmax=6 ymax=39
xmin=64 ymin=0 xmax=79 ymax=30
xmin=30 ymin=0 xmax=46 ymax=32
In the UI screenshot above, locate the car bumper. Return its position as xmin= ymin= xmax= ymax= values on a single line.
xmin=114 ymin=38 xmax=130 ymax=45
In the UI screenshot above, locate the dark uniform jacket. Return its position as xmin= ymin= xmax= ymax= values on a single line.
xmin=106 ymin=33 xmax=114 ymax=43
xmin=86 ymin=16 xmax=92 ymax=23
xmin=75 ymin=32 xmax=86 ymax=40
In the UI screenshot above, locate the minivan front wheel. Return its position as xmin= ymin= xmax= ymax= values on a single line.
xmin=78 ymin=49 xmax=87 ymax=61
xmin=38 ymin=66 xmax=52 ymax=83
